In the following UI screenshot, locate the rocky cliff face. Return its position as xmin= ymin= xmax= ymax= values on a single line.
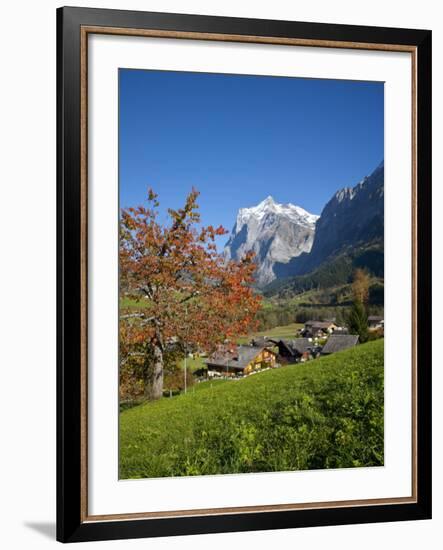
xmin=224 ymin=196 xmax=319 ymax=287
xmin=273 ymin=161 xmax=384 ymax=279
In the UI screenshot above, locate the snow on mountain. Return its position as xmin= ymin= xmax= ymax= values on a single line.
xmin=224 ymin=196 xmax=319 ymax=287
xmin=236 ymin=196 xmax=319 ymax=227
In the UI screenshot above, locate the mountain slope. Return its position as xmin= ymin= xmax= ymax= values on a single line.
xmin=264 ymin=240 xmax=384 ymax=300
xmin=224 ymin=196 xmax=319 ymax=287
xmin=273 ymin=161 xmax=384 ymax=280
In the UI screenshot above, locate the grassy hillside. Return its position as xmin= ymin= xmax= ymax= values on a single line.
xmin=120 ymin=339 xmax=384 ymax=479
xmin=237 ymin=322 xmax=303 ymax=343
xmin=264 ymin=241 xmax=384 ymax=299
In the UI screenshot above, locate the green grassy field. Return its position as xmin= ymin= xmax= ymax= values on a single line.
xmin=237 ymin=322 xmax=303 ymax=344
xmin=120 ymin=339 xmax=384 ymax=479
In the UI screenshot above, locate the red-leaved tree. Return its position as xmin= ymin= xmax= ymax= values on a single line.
xmin=119 ymin=188 xmax=261 ymax=400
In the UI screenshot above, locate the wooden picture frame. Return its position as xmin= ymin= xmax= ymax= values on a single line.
xmin=57 ymin=6 xmax=432 ymax=543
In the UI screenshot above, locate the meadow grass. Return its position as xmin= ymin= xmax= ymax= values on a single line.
xmin=236 ymin=322 xmax=303 ymax=344
xmin=120 ymin=339 xmax=384 ymax=479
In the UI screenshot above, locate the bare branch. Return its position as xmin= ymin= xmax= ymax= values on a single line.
xmin=140 ymin=284 xmax=154 ymax=299
xmin=179 ymin=291 xmax=200 ymax=304
xmin=120 ymin=313 xmax=148 ymax=320
xmin=120 ymin=313 xmax=157 ymax=326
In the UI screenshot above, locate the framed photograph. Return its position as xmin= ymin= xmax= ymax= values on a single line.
xmin=57 ymin=6 xmax=432 ymax=543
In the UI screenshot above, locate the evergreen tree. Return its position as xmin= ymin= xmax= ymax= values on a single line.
xmin=347 ymin=300 xmax=369 ymax=343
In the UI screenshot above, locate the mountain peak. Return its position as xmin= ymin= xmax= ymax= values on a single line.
xmin=333 ymin=160 xmax=384 ymax=205
xmin=237 ymin=197 xmax=319 ymax=227
xmin=225 ymin=196 xmax=319 ymax=287
xmin=224 ymin=161 xmax=384 ymax=289
xmin=260 ymin=195 xmax=275 ymax=206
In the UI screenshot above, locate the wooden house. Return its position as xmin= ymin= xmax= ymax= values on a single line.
xmin=205 ymin=345 xmax=276 ymax=377
xmin=301 ymin=320 xmax=339 ymax=338
xmin=368 ymin=315 xmax=384 ymax=329
xmin=271 ymin=338 xmax=320 ymax=363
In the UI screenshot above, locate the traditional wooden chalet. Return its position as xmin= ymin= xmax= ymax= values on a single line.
xmin=301 ymin=320 xmax=339 ymax=338
xmin=205 ymin=345 xmax=276 ymax=377
xmin=321 ymin=334 xmax=359 ymax=355
xmin=368 ymin=315 xmax=384 ymax=329
xmin=270 ymin=338 xmax=320 ymax=363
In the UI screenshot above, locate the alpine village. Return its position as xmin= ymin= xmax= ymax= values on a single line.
xmin=119 ymin=161 xmax=385 ymax=478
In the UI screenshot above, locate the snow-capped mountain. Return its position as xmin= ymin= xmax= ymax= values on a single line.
xmin=224 ymin=196 xmax=319 ymax=287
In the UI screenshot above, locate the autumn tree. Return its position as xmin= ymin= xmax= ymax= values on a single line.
xmin=119 ymin=188 xmax=261 ymax=400
xmin=352 ymin=268 xmax=370 ymax=305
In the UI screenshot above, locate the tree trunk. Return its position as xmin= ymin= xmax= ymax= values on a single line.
xmin=144 ymin=343 xmax=164 ymax=400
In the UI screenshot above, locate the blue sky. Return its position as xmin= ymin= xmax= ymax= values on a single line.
xmin=119 ymin=69 xmax=383 ymax=248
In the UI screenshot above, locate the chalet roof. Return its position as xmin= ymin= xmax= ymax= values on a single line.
xmin=305 ymin=321 xmax=336 ymax=329
xmin=250 ymin=336 xmax=269 ymax=347
xmin=270 ymin=338 xmax=314 ymax=356
xmin=205 ymin=345 xmax=275 ymax=371
xmin=290 ymin=338 xmax=316 ymax=354
xmin=321 ymin=334 xmax=359 ymax=354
